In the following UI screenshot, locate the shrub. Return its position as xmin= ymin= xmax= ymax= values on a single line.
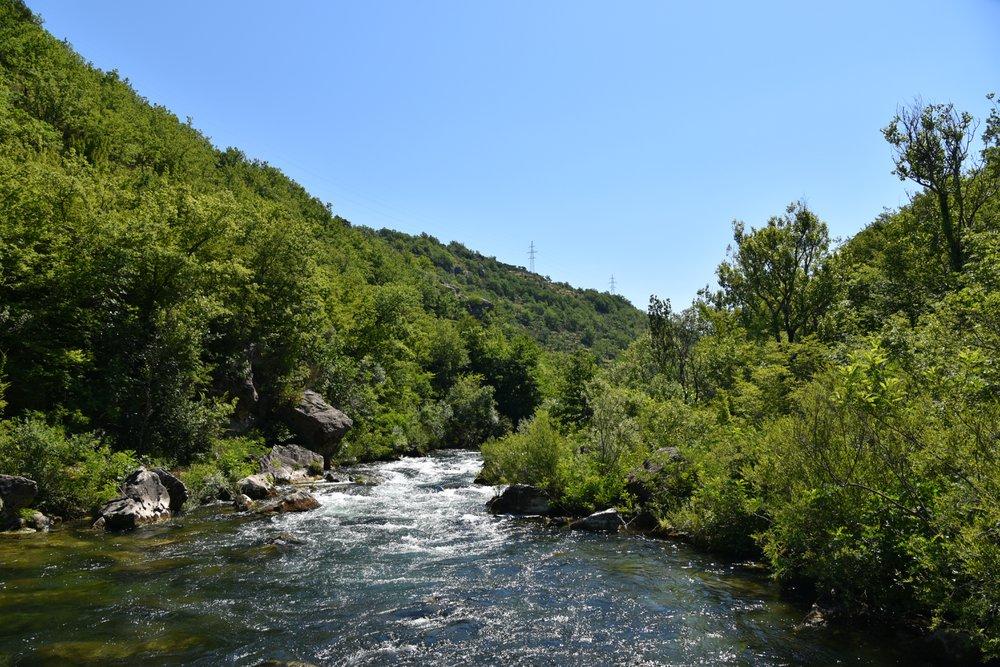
xmin=0 ymin=415 xmax=137 ymax=518
xmin=181 ymin=435 xmax=267 ymax=504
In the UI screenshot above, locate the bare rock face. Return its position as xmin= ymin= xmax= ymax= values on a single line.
xmin=282 ymin=390 xmax=352 ymax=469
xmin=93 ymin=468 xmax=173 ymax=532
xmin=259 ymin=444 xmax=324 ymax=483
xmin=570 ymin=508 xmax=625 ymax=532
xmin=486 ymin=484 xmax=551 ymax=516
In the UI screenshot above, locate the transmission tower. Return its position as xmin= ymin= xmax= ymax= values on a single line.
xmin=528 ymin=241 xmax=537 ymax=273
xmin=609 ymin=274 xmax=617 ymax=294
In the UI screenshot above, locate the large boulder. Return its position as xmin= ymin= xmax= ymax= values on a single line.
xmin=153 ymin=468 xmax=189 ymax=512
xmin=282 ymin=390 xmax=352 ymax=469
xmin=0 ymin=475 xmax=37 ymax=515
xmin=260 ymin=444 xmax=324 ymax=483
xmin=93 ymin=468 xmax=173 ymax=532
xmin=237 ymin=473 xmax=276 ymax=500
xmin=486 ymin=484 xmax=551 ymax=515
xmin=570 ymin=508 xmax=625 ymax=532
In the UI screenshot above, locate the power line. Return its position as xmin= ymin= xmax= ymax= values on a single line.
xmin=528 ymin=241 xmax=537 ymax=273
xmin=609 ymin=274 xmax=617 ymax=294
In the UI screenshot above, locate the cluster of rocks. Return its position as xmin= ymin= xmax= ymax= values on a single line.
xmin=0 ymin=474 xmax=52 ymax=532
xmin=485 ymin=483 xmax=626 ymax=532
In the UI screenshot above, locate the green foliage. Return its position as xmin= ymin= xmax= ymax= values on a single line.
xmin=443 ymin=374 xmax=500 ymax=448
xmin=480 ymin=410 xmax=572 ymax=496
xmin=181 ymin=435 xmax=268 ymax=504
xmin=0 ymin=415 xmax=137 ymax=517
xmin=0 ymin=2 xmax=618 ymax=471
xmin=718 ymin=201 xmax=836 ymax=343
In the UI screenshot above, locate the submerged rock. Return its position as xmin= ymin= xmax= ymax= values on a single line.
xmin=267 ymin=531 xmax=306 ymax=546
xmin=570 ymin=508 xmax=625 ymax=532
xmin=281 ymin=390 xmax=352 ymax=469
xmin=260 ymin=444 xmax=324 ymax=483
xmin=237 ymin=473 xmax=276 ymax=500
xmin=350 ymin=473 xmax=383 ymax=486
xmin=486 ymin=484 xmax=551 ymax=515
xmin=323 ymin=471 xmax=349 ymax=483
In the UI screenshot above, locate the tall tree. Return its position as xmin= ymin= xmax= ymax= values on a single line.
xmin=647 ymin=296 xmax=708 ymax=400
xmin=717 ymin=202 xmax=834 ymax=343
xmin=882 ymin=96 xmax=1000 ymax=273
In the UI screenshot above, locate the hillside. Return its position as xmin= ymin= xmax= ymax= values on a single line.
xmin=0 ymin=0 xmax=634 ymax=478
xmin=373 ymin=229 xmax=645 ymax=359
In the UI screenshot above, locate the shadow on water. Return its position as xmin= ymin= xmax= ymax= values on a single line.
xmin=0 ymin=450 xmax=932 ymax=666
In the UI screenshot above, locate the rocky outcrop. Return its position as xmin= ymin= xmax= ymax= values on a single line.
xmin=256 ymin=489 xmax=320 ymax=514
xmin=486 ymin=484 xmax=551 ymax=515
xmin=281 ymin=390 xmax=352 ymax=469
xmin=260 ymin=444 xmax=324 ymax=483
xmin=570 ymin=508 xmax=625 ymax=532
xmin=93 ymin=468 xmax=187 ymax=532
xmin=237 ymin=473 xmax=276 ymax=500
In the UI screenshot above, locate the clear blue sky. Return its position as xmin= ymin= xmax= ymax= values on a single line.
xmin=26 ymin=1 xmax=1000 ymax=307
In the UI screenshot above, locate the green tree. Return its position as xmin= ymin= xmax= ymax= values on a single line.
xmin=718 ymin=201 xmax=835 ymax=343
xmin=882 ymin=96 xmax=1000 ymax=273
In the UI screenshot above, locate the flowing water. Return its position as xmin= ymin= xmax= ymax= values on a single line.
xmin=0 ymin=450 xmax=926 ymax=665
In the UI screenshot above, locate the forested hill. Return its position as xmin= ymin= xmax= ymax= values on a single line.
xmin=372 ymin=229 xmax=644 ymax=359
xmin=0 ymin=0 xmax=637 ymax=479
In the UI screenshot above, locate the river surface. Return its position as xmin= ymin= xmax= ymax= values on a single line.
xmin=0 ymin=450 xmax=926 ymax=665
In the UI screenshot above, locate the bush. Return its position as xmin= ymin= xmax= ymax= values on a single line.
xmin=443 ymin=374 xmax=500 ymax=447
xmin=0 ymin=415 xmax=137 ymax=518
xmin=480 ymin=410 xmax=572 ymax=495
xmin=181 ymin=435 xmax=268 ymax=504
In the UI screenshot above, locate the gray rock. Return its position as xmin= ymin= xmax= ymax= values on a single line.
xmin=237 ymin=473 xmax=276 ymax=500
xmin=267 ymin=531 xmax=306 ymax=546
xmin=0 ymin=475 xmax=38 ymax=515
xmin=256 ymin=489 xmax=320 ymax=514
xmin=153 ymin=468 xmax=189 ymax=512
xmin=282 ymin=390 xmax=352 ymax=469
xmin=234 ymin=493 xmax=255 ymax=512
xmin=323 ymin=471 xmax=349 ymax=483
xmin=570 ymin=508 xmax=625 ymax=532
xmin=486 ymin=484 xmax=551 ymax=515
xmin=93 ymin=468 xmax=172 ymax=532
xmin=24 ymin=510 xmax=51 ymax=532
xmin=260 ymin=444 xmax=324 ymax=483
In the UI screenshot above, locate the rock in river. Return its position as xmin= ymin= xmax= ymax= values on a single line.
xmin=486 ymin=484 xmax=551 ymax=515
xmin=260 ymin=443 xmax=324 ymax=483
xmin=0 ymin=475 xmax=37 ymax=526
xmin=281 ymin=390 xmax=352 ymax=469
xmin=256 ymin=489 xmax=320 ymax=514
xmin=571 ymin=508 xmax=625 ymax=532
xmin=94 ymin=467 xmax=187 ymax=532
xmin=237 ymin=473 xmax=276 ymax=500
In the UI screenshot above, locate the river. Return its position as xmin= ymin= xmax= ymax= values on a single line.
xmin=0 ymin=450 xmax=926 ymax=665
